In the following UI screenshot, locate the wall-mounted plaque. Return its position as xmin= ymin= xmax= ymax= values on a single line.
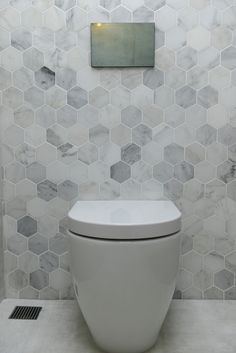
xmin=91 ymin=23 xmax=155 ymax=68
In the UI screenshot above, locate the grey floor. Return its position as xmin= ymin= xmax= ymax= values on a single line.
xmin=0 ymin=299 xmax=236 ymax=353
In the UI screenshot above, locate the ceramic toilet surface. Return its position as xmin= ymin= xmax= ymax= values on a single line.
xmin=68 ymin=200 xmax=182 ymax=353
xmin=68 ymin=200 xmax=181 ymax=240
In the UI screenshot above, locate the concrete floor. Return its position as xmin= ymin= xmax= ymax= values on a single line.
xmin=0 ymin=299 xmax=236 ymax=353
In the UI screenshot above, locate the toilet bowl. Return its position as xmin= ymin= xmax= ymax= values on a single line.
xmin=68 ymin=200 xmax=181 ymax=353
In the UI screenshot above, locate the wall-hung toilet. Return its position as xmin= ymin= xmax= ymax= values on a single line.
xmin=68 ymin=200 xmax=181 ymax=353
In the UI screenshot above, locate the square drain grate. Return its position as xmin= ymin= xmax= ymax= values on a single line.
xmin=9 ymin=306 xmax=42 ymax=320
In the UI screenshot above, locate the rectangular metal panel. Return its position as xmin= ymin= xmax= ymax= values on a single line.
xmin=91 ymin=23 xmax=155 ymax=68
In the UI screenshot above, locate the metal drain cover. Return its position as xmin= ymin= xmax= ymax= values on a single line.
xmin=9 ymin=306 xmax=42 ymax=320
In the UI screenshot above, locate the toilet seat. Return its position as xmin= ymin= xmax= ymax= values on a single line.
xmin=68 ymin=200 xmax=181 ymax=240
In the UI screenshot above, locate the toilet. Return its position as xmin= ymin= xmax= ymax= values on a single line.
xmin=68 ymin=200 xmax=181 ymax=353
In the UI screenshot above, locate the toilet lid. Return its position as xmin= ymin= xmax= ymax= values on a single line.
xmin=68 ymin=200 xmax=181 ymax=240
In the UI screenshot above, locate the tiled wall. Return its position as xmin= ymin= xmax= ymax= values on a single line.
xmin=1 ymin=0 xmax=236 ymax=299
xmin=0 ymin=153 xmax=4 ymax=300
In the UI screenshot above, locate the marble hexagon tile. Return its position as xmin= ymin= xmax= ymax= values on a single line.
xmin=1 ymin=0 xmax=236 ymax=299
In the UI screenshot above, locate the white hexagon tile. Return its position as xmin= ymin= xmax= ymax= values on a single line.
xmin=1 ymin=0 xmax=236 ymax=300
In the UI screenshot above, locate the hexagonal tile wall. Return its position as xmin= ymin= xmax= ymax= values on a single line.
xmin=2 ymin=1 xmax=236 ymax=300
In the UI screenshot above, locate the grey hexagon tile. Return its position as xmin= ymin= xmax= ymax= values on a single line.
xmin=205 ymin=179 xmax=226 ymax=202
xmin=184 ymin=179 xmax=204 ymax=202
xmin=3 ymin=87 xmax=23 ymax=109
xmin=55 ymin=29 xmax=77 ymax=51
xmin=164 ymin=143 xmax=184 ymax=165
xmin=121 ymin=69 xmax=142 ymax=90
xmin=5 ymin=162 xmax=25 ymax=183
xmin=185 ymin=143 xmax=205 ymax=165
xmin=186 ymin=104 xmax=207 ymax=129
xmin=153 ymin=124 xmax=174 ymax=147
xmin=67 ymin=86 xmax=88 ymax=109
xmin=46 ymin=86 xmax=67 ymax=109
xmin=153 ymin=161 xmax=173 ymax=183
xmin=58 ymin=180 xmax=78 ymax=201
xmin=68 ymin=161 xmax=88 ymax=185
xmin=58 ymin=143 xmax=77 ymax=165
xmin=14 ymin=105 xmax=34 ymax=129
xmin=100 ymin=180 xmax=120 ymax=200
xmin=176 ymin=86 xmax=196 ymax=109
xmin=121 ymin=143 xmax=141 ymax=165
xmin=49 ymin=233 xmax=68 ymax=255
xmin=164 ymin=179 xmax=183 ymax=200
xmin=1 ymin=47 xmax=22 ymax=72
xmin=24 ymin=86 xmax=44 ymax=108
xmin=196 ymin=124 xmax=217 ymax=146
xmin=40 ymin=251 xmax=59 ymax=272
xmin=9 ymin=269 xmax=28 ymax=290
xmin=13 ymin=67 xmax=33 ymax=90
xmin=26 ymin=162 xmax=46 ymax=184
xmin=37 ymin=143 xmax=57 ymax=166
xmin=111 ymin=86 xmax=131 ymax=109
xmin=143 ymin=68 xmax=164 ymax=90
xmin=15 ymin=143 xmax=36 ymax=166
xmin=198 ymin=47 xmax=220 ymax=70
xmin=35 ymin=66 xmax=55 ymax=90
xmin=111 ymin=161 xmax=131 ymax=183
xmin=55 ymin=0 xmax=76 ymax=10
xmin=19 ymin=252 xmax=38 ymax=274
xmin=57 ymin=105 xmax=77 ymax=128
xmin=37 ymin=180 xmax=57 ymax=201
xmin=221 ymin=46 xmax=236 ymax=70
xmin=7 ymin=234 xmax=27 ymax=255
xmin=195 ymin=161 xmax=215 ymax=183
xmin=121 ymin=105 xmax=141 ymax=128
xmin=132 ymin=124 xmax=152 ymax=146
xmin=11 ymin=28 xmax=32 ymax=51
xmin=206 ymin=143 xmax=227 ymax=165
xmin=198 ymin=86 xmax=218 ymax=109
xmin=165 ymin=105 xmax=185 ymax=128
xmin=56 ymin=67 xmax=77 ymax=90
xmin=219 ymin=124 xmax=236 ymax=146
xmin=47 ymin=124 xmax=67 ymax=147
xmin=212 ymin=26 xmax=232 ymax=50
xmin=187 ymin=66 xmax=208 ymax=90
xmin=17 ymin=215 xmax=37 ymax=237
xmin=174 ymin=162 xmax=194 ymax=183
xmin=214 ymin=269 xmax=234 ymax=290
xmin=110 ymin=6 xmax=131 ymax=22
xmin=23 ymin=47 xmax=44 ymax=71
xmin=100 ymin=0 xmax=120 ymax=10
xmin=217 ymin=160 xmax=236 ymax=184
xmin=225 ymin=287 xmax=236 ymax=300
xmin=29 ymin=233 xmax=48 ymax=255
xmin=132 ymin=161 xmax=152 ymax=183
xmin=133 ymin=5 xmax=154 ymax=22
xmin=143 ymin=105 xmax=163 ymax=128
xmin=66 ymin=7 xmax=87 ymax=32
xmin=89 ymin=124 xmax=109 ymax=146
xmin=142 ymin=141 xmax=162 ymax=165
xmin=36 ymin=105 xmax=56 ymax=128
xmin=177 ymin=47 xmax=197 ymax=70
xmin=78 ymin=105 xmax=99 ymax=128
xmin=89 ymin=86 xmax=109 ymax=109
xmin=154 ymin=86 xmax=174 ymax=109
xmin=77 ymin=143 xmax=98 ymax=165
xmin=30 ymin=269 xmax=49 ymax=290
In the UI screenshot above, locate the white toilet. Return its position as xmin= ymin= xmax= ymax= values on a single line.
xmin=68 ymin=200 xmax=181 ymax=353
